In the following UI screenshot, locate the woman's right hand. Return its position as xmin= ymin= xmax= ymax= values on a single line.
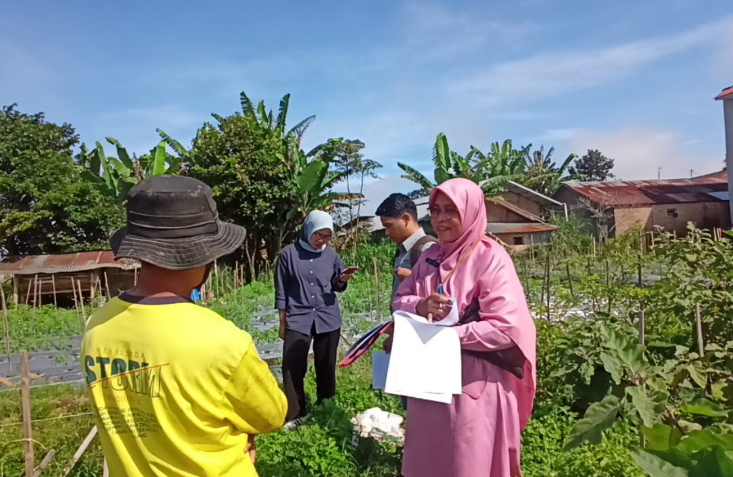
xmin=416 ymin=293 xmax=453 ymax=321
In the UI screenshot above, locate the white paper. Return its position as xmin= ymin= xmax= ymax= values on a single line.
xmin=393 ymin=297 xmax=460 ymax=327
xmin=384 ymin=311 xmax=462 ymax=403
xmin=372 ymin=352 xmax=389 ymax=390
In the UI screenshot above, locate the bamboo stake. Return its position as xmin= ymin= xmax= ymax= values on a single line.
xmin=104 ymin=272 xmax=111 ymax=299
xmin=1 ymin=284 xmax=11 ymax=373
xmin=76 ymin=280 xmax=87 ymax=324
xmin=545 ymin=253 xmax=551 ymax=321
xmin=51 ymin=275 xmax=57 ymax=308
xmin=70 ymin=277 xmax=79 ymax=312
xmin=32 ymin=275 xmax=38 ymax=309
xmin=696 ymin=303 xmax=704 ymax=357
xmin=103 ymin=458 xmax=109 ymax=477
xmin=33 ymin=449 xmax=56 ymax=477
xmin=61 ymin=426 xmax=97 ymax=476
xmin=638 ymin=309 xmax=645 ymax=346
xmin=373 ymin=257 xmax=381 ymax=324
xmin=565 ymin=262 xmax=575 ymax=299
xmin=529 ymin=234 xmax=535 ymax=268
xmin=24 ymin=278 xmax=32 ymax=305
xmin=234 ymin=261 xmax=239 ymax=289
xmin=22 ymin=351 xmax=34 ymax=477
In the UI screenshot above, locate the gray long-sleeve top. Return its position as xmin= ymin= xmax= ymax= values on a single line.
xmin=275 ymin=243 xmax=347 ymax=335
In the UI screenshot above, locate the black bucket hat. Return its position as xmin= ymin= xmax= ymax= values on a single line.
xmin=111 ymin=176 xmax=246 ymax=270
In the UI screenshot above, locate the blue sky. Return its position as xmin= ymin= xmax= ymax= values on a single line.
xmin=2 ymin=0 xmax=732 ymax=214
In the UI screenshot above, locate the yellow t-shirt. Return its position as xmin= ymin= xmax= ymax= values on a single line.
xmin=81 ymin=295 xmax=287 ymax=477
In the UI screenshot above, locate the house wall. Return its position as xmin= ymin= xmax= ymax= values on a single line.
xmin=614 ymin=202 xmax=731 ymax=237
xmin=724 ymin=99 xmax=733 ymax=224
xmin=494 ymin=231 xmax=553 ymax=252
xmin=501 ymin=191 xmax=542 ymax=216
xmin=613 ymin=207 xmax=652 ymax=236
xmin=12 ymin=268 xmax=137 ymax=304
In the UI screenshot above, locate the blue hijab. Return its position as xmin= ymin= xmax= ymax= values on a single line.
xmin=299 ymin=210 xmax=334 ymax=253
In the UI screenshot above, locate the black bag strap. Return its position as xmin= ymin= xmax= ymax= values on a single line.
xmin=409 ymin=235 xmax=438 ymax=267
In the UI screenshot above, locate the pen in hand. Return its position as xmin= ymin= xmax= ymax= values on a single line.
xmin=427 ymin=284 xmax=444 ymax=323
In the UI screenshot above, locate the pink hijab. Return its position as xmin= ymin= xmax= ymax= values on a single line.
xmin=429 ymin=178 xmax=488 ymax=286
xmin=428 ymin=178 xmax=537 ymax=427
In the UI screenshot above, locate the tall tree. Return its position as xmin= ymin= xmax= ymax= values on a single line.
xmin=569 ymin=149 xmax=615 ymax=182
xmin=0 ymin=104 xmax=124 ymax=256
xmin=187 ymin=111 xmax=295 ymax=279
xmin=312 ymin=138 xmax=381 ymax=233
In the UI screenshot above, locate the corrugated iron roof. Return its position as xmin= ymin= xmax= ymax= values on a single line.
xmin=487 ymin=223 xmax=558 ymax=234
xmin=505 ymin=181 xmax=565 ymax=209
xmin=0 ymin=251 xmax=139 ymax=276
xmin=715 ymin=85 xmax=733 ymax=101
xmin=558 ymin=173 xmax=729 ymax=207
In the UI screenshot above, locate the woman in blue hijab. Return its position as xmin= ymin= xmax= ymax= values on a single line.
xmin=275 ymin=210 xmax=355 ymax=428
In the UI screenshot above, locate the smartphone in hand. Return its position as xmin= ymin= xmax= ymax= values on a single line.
xmin=342 ymin=266 xmax=360 ymax=275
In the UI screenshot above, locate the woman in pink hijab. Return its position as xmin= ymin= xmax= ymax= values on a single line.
xmin=393 ymin=178 xmax=536 ymax=477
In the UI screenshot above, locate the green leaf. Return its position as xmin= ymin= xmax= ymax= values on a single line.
xmin=397 ymin=162 xmax=435 ymax=191
xmin=677 ymin=420 xmax=703 ymax=433
xmin=680 ymin=399 xmax=728 ymax=418
xmin=150 ymin=141 xmax=167 ymax=176
xmin=675 ymin=429 xmax=733 ymax=453
xmin=156 ymin=129 xmax=187 ymax=157
xmin=630 ymin=449 xmax=689 ymax=477
xmin=287 ymin=116 xmax=316 ymax=143
xmin=619 ymin=341 xmax=648 ymax=374
xmin=642 ymin=424 xmax=683 ymax=451
xmin=433 ymin=133 xmax=451 ymax=171
xmin=298 ymin=159 xmax=328 ymax=193
xmin=105 ymin=137 xmax=135 ymax=170
xmin=564 ymin=394 xmax=621 ymax=450
xmin=600 ymin=351 xmax=624 ymax=384
xmin=627 ymin=386 xmax=664 ymax=428
xmin=434 ymin=166 xmax=452 ymax=185
xmin=688 ymin=445 xmax=733 ymax=477
xmin=687 ymin=364 xmax=707 ymax=389
xmin=240 ymin=91 xmax=255 ymax=117
xmin=275 ymin=93 xmax=290 ymax=135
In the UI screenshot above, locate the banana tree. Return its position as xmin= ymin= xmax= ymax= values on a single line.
xmin=521 ymin=146 xmax=579 ymax=196
xmin=240 ymin=91 xmax=316 ymax=145
xmin=78 ymin=137 xmax=180 ymax=201
xmin=398 ymin=133 xmax=529 ymax=198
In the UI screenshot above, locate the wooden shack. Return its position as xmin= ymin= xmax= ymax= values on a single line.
xmin=0 ymin=251 xmax=139 ymax=305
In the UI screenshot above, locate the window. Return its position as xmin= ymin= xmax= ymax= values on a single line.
xmin=513 ymin=236 xmax=525 ymax=245
xmin=667 ymin=208 xmax=678 ymax=218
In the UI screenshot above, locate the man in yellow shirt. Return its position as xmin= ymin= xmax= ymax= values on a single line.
xmin=82 ymin=176 xmax=287 ymax=477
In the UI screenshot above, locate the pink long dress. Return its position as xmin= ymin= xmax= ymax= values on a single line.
xmin=393 ymin=180 xmax=536 ymax=477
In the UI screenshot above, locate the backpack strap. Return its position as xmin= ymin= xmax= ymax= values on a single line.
xmin=409 ymin=235 xmax=438 ymax=267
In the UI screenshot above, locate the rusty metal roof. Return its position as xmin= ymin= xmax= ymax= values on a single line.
xmin=487 ymin=223 xmax=558 ymax=234
xmin=488 ymin=199 xmax=544 ymax=222
xmin=557 ymin=172 xmax=729 ymax=207
xmin=0 ymin=251 xmax=139 ymax=276
xmin=716 ymin=85 xmax=733 ymax=101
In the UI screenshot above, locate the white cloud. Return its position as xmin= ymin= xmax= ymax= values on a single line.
xmin=533 ymin=128 xmax=584 ymax=142
xmin=448 ymin=16 xmax=733 ymax=105
xmin=401 ymin=2 xmax=537 ymax=57
xmin=571 ymin=128 xmax=723 ymax=181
